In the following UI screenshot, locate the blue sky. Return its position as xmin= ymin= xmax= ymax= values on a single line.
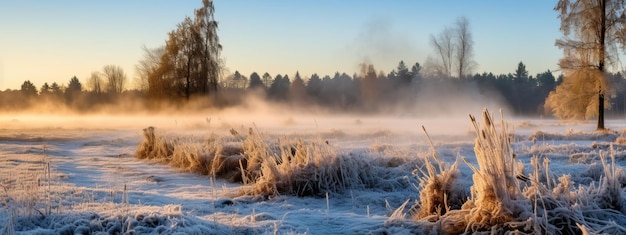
xmin=0 ymin=1 xmax=560 ymax=90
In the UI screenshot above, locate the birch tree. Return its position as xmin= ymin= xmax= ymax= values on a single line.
xmin=147 ymin=0 xmax=221 ymax=100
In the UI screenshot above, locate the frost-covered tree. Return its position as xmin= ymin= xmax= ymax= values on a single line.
xmin=547 ymin=0 xmax=626 ymax=129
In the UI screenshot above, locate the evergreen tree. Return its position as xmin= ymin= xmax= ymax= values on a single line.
xmin=20 ymin=80 xmax=38 ymax=99
xmin=66 ymin=76 xmax=83 ymax=106
xmin=306 ymin=73 xmax=322 ymax=99
xmin=248 ymin=72 xmax=265 ymax=90
xmin=290 ymin=71 xmax=306 ymax=102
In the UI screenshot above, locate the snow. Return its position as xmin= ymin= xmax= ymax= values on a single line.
xmin=1 ymin=112 xmax=625 ymax=234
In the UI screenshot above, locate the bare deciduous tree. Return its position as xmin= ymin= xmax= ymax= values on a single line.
xmin=86 ymin=71 xmax=104 ymax=94
xmin=455 ymin=16 xmax=476 ymax=79
xmin=427 ymin=16 xmax=476 ymax=79
xmin=429 ymin=27 xmax=455 ymax=78
xmin=103 ymin=65 xmax=127 ymax=94
xmin=135 ymin=45 xmax=164 ymax=92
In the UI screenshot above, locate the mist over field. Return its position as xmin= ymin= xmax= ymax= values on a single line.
xmin=4 ymin=0 xmax=626 ymax=234
xmin=4 ymin=79 xmax=626 ymax=234
xmin=0 ymin=82 xmax=511 ymax=140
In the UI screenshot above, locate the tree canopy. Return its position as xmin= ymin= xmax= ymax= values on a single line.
xmin=547 ymin=0 xmax=626 ymax=129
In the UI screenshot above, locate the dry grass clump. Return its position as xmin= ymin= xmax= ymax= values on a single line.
xmin=413 ymin=126 xmax=463 ymax=221
xmin=135 ymin=126 xmax=379 ymax=198
xmin=135 ymin=127 xmax=173 ymax=162
xmin=135 ymin=127 xmax=246 ymax=183
xmin=412 ymin=110 xmax=541 ymax=234
xmin=414 ymin=109 xmax=626 ymax=234
xmin=463 ymin=110 xmax=525 ymax=227
xmin=242 ymin=130 xmax=375 ymax=198
xmin=615 ymin=136 xmax=626 ymax=145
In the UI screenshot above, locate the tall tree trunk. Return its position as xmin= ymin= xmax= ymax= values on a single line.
xmin=599 ymin=92 xmax=605 ymax=129
xmin=186 ymin=57 xmax=191 ymax=100
xmin=598 ymin=0 xmax=607 ymax=130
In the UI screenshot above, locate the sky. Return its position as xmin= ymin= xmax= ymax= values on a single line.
xmin=0 ymin=1 xmax=561 ymax=90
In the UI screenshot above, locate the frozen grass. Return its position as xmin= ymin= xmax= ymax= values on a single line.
xmin=0 ymin=154 xmax=53 ymax=222
xmin=413 ymin=109 xmax=626 ymax=234
xmin=412 ymin=126 xmax=463 ymax=220
xmin=135 ymin=127 xmax=247 ymax=182
xmin=242 ymin=130 xmax=376 ymax=197
xmin=135 ymin=126 xmax=400 ymax=198
xmin=5 ymin=204 xmax=239 ymax=234
xmin=529 ymin=129 xmax=619 ymax=142
xmin=6 ymin=113 xmax=626 ymax=233
xmin=463 ymin=110 xmax=526 ymax=230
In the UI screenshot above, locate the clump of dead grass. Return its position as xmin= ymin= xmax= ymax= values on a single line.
xmin=135 ymin=127 xmax=173 ymax=162
xmin=241 ymin=129 xmax=375 ymax=198
xmin=135 ymin=127 xmax=246 ymax=183
xmin=615 ymin=136 xmax=626 ymax=145
xmin=412 ymin=126 xmax=463 ymax=221
xmin=135 ymin=126 xmax=382 ymax=198
xmin=414 ymin=109 xmax=626 ymax=234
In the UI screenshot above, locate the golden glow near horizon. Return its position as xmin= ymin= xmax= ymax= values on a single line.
xmin=0 ymin=1 xmax=561 ymax=90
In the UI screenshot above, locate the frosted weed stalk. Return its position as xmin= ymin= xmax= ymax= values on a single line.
xmin=414 ymin=109 xmax=626 ymax=234
xmin=462 ymin=109 xmax=526 ymax=228
xmin=416 ymin=109 xmax=533 ymax=234
xmin=413 ymin=126 xmax=462 ymax=220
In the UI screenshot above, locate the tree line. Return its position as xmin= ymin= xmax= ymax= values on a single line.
xmin=3 ymin=0 xmax=626 ymax=123
xmin=4 ymin=59 xmax=626 ymax=117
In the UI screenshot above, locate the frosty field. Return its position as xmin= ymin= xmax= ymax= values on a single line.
xmin=1 ymin=111 xmax=626 ymax=234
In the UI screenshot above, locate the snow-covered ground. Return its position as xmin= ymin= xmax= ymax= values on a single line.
xmin=1 ymin=112 xmax=625 ymax=234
